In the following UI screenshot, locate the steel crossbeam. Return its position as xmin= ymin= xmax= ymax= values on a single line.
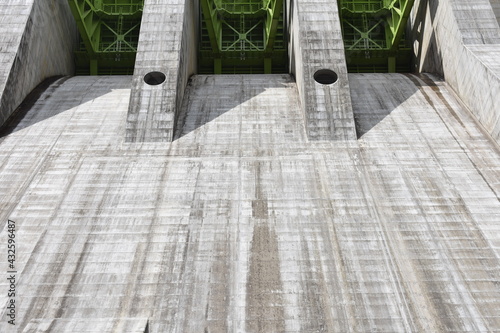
xmin=339 ymin=0 xmax=415 ymax=72
xmin=67 ymin=0 xmax=143 ymax=75
xmin=199 ymin=0 xmax=287 ymax=74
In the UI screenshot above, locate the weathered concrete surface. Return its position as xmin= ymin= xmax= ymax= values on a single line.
xmin=126 ymin=0 xmax=198 ymax=142
xmin=411 ymin=0 xmax=500 ymax=143
xmin=0 ymin=0 xmax=77 ymax=127
xmin=1 ymin=74 xmax=499 ymax=332
xmin=127 ymin=0 xmax=355 ymax=142
xmin=286 ymin=0 xmax=357 ymax=141
xmin=490 ymin=0 xmax=500 ymax=23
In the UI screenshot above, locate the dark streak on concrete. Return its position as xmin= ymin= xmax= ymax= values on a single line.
xmin=247 ymin=160 xmax=284 ymax=330
xmin=253 ymin=161 xmax=269 ymax=219
xmin=205 ymin=234 xmax=231 ymax=332
xmin=53 ymin=238 xmax=91 ymax=319
xmin=246 ymin=223 xmax=285 ymax=332
xmin=252 ymin=200 xmax=268 ymax=219
xmin=299 ymin=236 xmax=328 ymax=332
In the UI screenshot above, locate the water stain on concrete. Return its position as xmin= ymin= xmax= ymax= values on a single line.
xmin=246 ymin=223 xmax=285 ymax=332
xmin=252 ymin=200 xmax=268 ymax=219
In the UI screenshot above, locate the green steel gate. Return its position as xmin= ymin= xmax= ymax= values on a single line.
xmin=67 ymin=0 xmax=144 ymax=75
xmin=339 ymin=0 xmax=415 ymax=72
xmin=67 ymin=1 xmax=414 ymax=75
xmin=199 ymin=0 xmax=288 ymax=74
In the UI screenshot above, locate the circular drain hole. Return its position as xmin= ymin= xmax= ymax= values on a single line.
xmin=144 ymin=71 xmax=166 ymax=85
xmin=314 ymin=69 xmax=338 ymax=85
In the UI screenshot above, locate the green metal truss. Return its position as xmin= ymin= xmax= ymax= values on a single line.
xmin=199 ymin=0 xmax=287 ymax=74
xmin=67 ymin=0 xmax=144 ymax=75
xmin=339 ymin=0 xmax=415 ymax=73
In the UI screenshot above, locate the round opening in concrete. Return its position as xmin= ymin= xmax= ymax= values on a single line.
xmin=314 ymin=69 xmax=338 ymax=85
xmin=144 ymin=71 xmax=166 ymax=85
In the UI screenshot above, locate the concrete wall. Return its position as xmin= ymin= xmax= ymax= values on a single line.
xmin=489 ymin=0 xmax=500 ymax=23
xmin=126 ymin=0 xmax=199 ymax=142
xmin=0 ymin=0 xmax=77 ymax=127
xmin=411 ymin=0 xmax=500 ymax=143
xmin=286 ymin=0 xmax=356 ymax=140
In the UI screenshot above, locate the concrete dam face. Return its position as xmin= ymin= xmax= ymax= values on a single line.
xmin=0 ymin=1 xmax=500 ymax=332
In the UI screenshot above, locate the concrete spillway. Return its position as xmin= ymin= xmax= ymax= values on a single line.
xmin=0 ymin=73 xmax=499 ymax=332
xmin=1 ymin=0 xmax=500 ymax=331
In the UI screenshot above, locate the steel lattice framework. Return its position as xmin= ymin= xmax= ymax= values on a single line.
xmin=67 ymin=0 xmax=144 ymax=75
xmin=339 ymin=0 xmax=415 ymax=72
xmin=199 ymin=0 xmax=287 ymax=74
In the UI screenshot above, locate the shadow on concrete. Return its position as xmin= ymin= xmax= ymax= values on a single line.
xmin=173 ymin=75 xmax=290 ymax=140
xmin=0 ymin=76 xmax=64 ymax=137
xmin=489 ymin=0 xmax=500 ymax=25
xmin=350 ymin=73 xmax=421 ymax=138
xmin=351 ymin=0 xmax=448 ymax=138
xmin=0 ymin=76 xmax=114 ymax=138
xmin=410 ymin=0 xmax=444 ymax=75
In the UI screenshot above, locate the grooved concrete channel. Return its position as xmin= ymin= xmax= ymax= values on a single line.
xmin=0 ymin=74 xmax=499 ymax=332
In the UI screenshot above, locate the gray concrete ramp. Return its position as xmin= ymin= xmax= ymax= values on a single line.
xmin=174 ymin=74 xmax=306 ymax=143
xmin=0 ymin=74 xmax=499 ymax=332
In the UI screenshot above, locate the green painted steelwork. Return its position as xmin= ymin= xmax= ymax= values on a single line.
xmin=199 ymin=0 xmax=287 ymax=74
xmin=339 ymin=0 xmax=415 ymax=72
xmin=67 ymin=0 xmax=144 ymax=75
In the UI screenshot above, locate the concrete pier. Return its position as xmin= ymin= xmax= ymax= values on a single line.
xmin=286 ymin=0 xmax=357 ymax=141
xmin=126 ymin=0 xmax=198 ymax=142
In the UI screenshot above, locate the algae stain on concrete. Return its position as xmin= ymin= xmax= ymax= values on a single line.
xmin=246 ymin=223 xmax=285 ymax=332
